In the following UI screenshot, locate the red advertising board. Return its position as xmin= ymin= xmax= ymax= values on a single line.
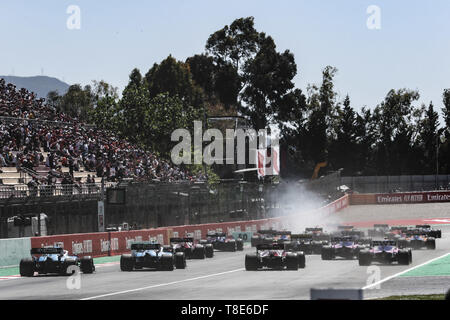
xmin=376 ymin=191 xmax=450 ymax=204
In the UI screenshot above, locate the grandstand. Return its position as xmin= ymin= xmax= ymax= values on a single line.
xmin=0 ymin=78 xmax=205 ymax=198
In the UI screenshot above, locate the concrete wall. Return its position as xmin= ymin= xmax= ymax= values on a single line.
xmin=0 ymin=237 xmax=31 ymax=267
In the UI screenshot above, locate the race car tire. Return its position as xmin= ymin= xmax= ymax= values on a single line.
xmin=297 ymin=252 xmax=306 ymax=268
xmin=311 ymin=241 xmax=322 ymax=254
xmin=426 ymin=239 xmax=436 ymax=250
xmin=80 ymin=256 xmax=95 ymax=274
xmin=236 ymin=239 xmax=244 ymax=251
xmin=358 ymin=251 xmax=372 ymax=266
xmin=321 ymin=246 xmax=333 ymax=260
xmin=408 ymin=249 xmax=412 ymax=263
xmin=120 ymin=254 xmax=134 ymax=271
xmin=250 ymin=236 xmax=259 ymax=247
xmin=174 ymin=252 xmax=186 ymax=269
xmin=263 ymin=237 xmax=274 ymax=244
xmin=286 ymin=253 xmax=298 ymax=270
xmin=61 ymin=258 xmax=77 ymax=276
xmin=228 ymin=240 xmax=236 ymax=252
xmin=245 ymin=254 xmax=258 ymax=271
xmin=205 ymin=244 xmax=214 ymax=258
xmin=397 ymin=239 xmax=407 ymax=249
xmin=193 ymin=245 xmax=206 ymax=259
xmin=398 ymin=250 xmax=410 ymax=265
xmin=161 ymin=254 xmax=174 ymax=271
xmin=19 ymin=258 xmax=34 ymax=277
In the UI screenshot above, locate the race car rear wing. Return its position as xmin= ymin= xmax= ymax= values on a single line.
xmin=373 ymin=224 xmax=389 ymax=228
xmin=331 ymin=236 xmax=354 ymax=242
xmin=290 ymin=234 xmax=313 ymax=239
xmin=415 ymin=225 xmax=431 ymax=229
xmin=256 ymin=243 xmax=285 ymax=251
xmin=305 ymin=227 xmax=323 ymax=232
xmin=30 ymin=247 xmax=63 ymax=255
xmin=389 ymin=226 xmax=408 ymax=231
xmin=131 ymin=242 xmax=160 ymax=250
xmin=337 ymin=225 xmax=354 ymax=230
xmin=372 ymin=240 xmax=397 ymax=246
xmin=207 ymin=232 xmax=227 ymax=237
xmin=170 ymin=237 xmax=194 ymax=243
xmin=340 ymin=230 xmax=364 ymax=236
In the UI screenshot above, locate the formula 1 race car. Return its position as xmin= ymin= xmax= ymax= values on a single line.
xmin=200 ymin=232 xmax=243 ymax=252
xmin=397 ymin=230 xmax=436 ymax=250
xmin=358 ymin=240 xmax=412 ymax=266
xmin=245 ymin=243 xmax=306 ymax=271
xmin=19 ymin=247 xmax=95 ymax=277
xmin=120 ymin=242 xmax=186 ymax=271
xmin=321 ymin=236 xmax=368 ymax=260
xmin=170 ymin=237 xmax=214 ymax=259
xmin=412 ymin=225 xmax=442 ymax=239
xmin=284 ymin=233 xmax=327 ymax=255
xmin=250 ymin=230 xmax=291 ymax=247
xmin=384 ymin=226 xmax=409 ymax=240
xmin=367 ymin=224 xmax=390 ymax=238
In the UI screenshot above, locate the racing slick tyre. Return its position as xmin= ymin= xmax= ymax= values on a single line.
xmin=160 ymin=254 xmax=174 ymax=271
xmin=286 ymin=253 xmax=299 ymax=271
xmin=174 ymin=252 xmax=186 ymax=269
xmin=193 ymin=245 xmax=206 ymax=259
xmin=408 ymin=249 xmax=412 ymax=263
xmin=398 ymin=250 xmax=410 ymax=265
xmin=358 ymin=250 xmax=372 ymax=266
xmin=311 ymin=241 xmax=322 ymax=254
xmin=397 ymin=240 xmax=407 ymax=249
xmin=250 ymin=236 xmax=259 ymax=247
xmin=120 ymin=254 xmax=135 ymax=271
xmin=228 ymin=240 xmax=237 ymax=252
xmin=297 ymin=252 xmax=306 ymax=268
xmin=61 ymin=258 xmax=77 ymax=276
xmin=321 ymin=246 xmax=333 ymax=260
xmin=236 ymin=239 xmax=244 ymax=251
xmin=80 ymin=256 xmax=95 ymax=274
xmin=426 ymin=238 xmax=436 ymax=250
xmin=19 ymin=258 xmax=34 ymax=277
xmin=245 ymin=254 xmax=258 ymax=271
xmin=205 ymin=244 xmax=214 ymax=258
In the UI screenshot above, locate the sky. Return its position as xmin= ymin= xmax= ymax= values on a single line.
xmin=1 ymin=0 xmax=450 ymax=114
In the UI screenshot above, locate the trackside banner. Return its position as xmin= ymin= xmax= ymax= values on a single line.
xmin=375 ymin=191 xmax=450 ymax=204
xmin=28 ymin=195 xmax=349 ymax=258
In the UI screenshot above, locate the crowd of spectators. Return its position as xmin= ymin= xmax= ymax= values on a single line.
xmin=0 ymin=78 xmax=206 ymax=186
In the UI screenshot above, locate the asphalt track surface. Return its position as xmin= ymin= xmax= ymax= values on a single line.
xmin=0 ymin=203 xmax=449 ymax=300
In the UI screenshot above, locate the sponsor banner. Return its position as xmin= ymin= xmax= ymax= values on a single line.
xmin=375 ymin=191 xmax=450 ymax=204
xmin=28 ymin=196 xmax=351 ymax=258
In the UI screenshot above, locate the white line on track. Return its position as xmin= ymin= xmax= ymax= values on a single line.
xmin=80 ymin=268 xmax=245 ymax=300
xmin=362 ymin=252 xmax=450 ymax=290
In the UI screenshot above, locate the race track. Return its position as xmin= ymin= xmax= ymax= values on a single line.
xmin=1 ymin=203 xmax=449 ymax=300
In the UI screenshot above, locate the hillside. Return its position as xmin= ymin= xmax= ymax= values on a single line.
xmin=0 ymin=75 xmax=69 ymax=99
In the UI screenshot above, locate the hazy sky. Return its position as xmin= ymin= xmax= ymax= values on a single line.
xmin=1 ymin=0 xmax=450 ymax=113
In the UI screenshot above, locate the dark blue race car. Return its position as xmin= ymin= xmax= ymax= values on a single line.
xmin=20 ymin=247 xmax=95 ymax=277
xmin=120 ymin=242 xmax=186 ymax=271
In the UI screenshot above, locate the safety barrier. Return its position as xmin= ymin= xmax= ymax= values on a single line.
xmin=0 ymin=237 xmax=31 ymax=267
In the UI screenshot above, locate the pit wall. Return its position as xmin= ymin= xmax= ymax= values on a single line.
xmin=27 ymin=194 xmax=350 ymax=259
xmin=349 ymin=190 xmax=450 ymax=205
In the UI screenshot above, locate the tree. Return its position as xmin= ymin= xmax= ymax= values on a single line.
xmin=329 ymin=95 xmax=358 ymax=175
xmin=119 ymin=68 xmax=150 ymax=144
xmin=58 ymin=84 xmax=94 ymax=121
xmin=88 ymin=80 xmax=119 ymax=131
xmin=145 ymin=55 xmax=205 ymax=111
